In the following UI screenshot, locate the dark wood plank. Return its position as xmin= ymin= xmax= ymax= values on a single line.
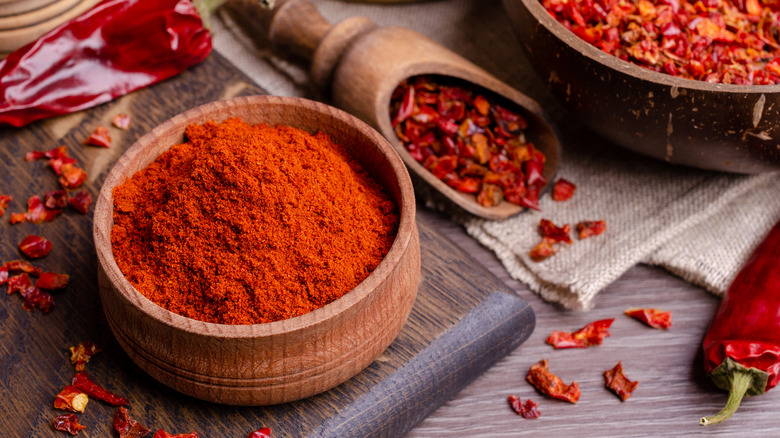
xmin=0 ymin=52 xmax=534 ymax=437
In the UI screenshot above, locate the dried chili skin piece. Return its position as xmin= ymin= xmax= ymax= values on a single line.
xmin=18 ymin=235 xmax=53 ymax=259
xmin=113 ymin=113 xmax=131 ymax=130
xmin=54 ymin=385 xmax=89 ymax=413
xmin=0 ymin=194 xmax=11 ymax=216
xmin=539 ymin=218 xmax=572 ymax=244
xmin=85 ymin=126 xmax=112 ymax=147
xmin=604 ymin=362 xmax=639 ymax=401
xmin=546 ymin=318 xmax=615 ymax=349
xmin=114 ymin=407 xmax=151 ymax=438
xmin=0 ymin=266 xmax=7 ymax=286
xmin=526 ymin=359 xmax=580 ymax=403
xmin=36 ymin=272 xmax=70 ymax=290
xmin=59 ymin=163 xmax=88 ymax=190
xmin=247 ymin=428 xmax=272 ymax=438
xmin=45 ymin=190 xmax=69 ymax=209
xmin=552 ymin=178 xmax=576 ymax=201
xmin=72 ymin=372 xmax=129 ymax=405
xmin=70 ymin=342 xmax=101 ymax=371
xmin=153 ymin=431 xmax=199 ymax=438
xmin=10 ymin=212 xmax=26 ymax=224
xmin=52 ymin=414 xmax=86 ymax=435
xmin=530 ymin=237 xmax=557 ymax=262
xmin=7 ymin=273 xmax=54 ymax=313
xmin=25 ymin=195 xmax=62 ymax=223
xmin=69 ymin=190 xmax=93 ymax=214
xmin=625 ymin=308 xmax=672 ymax=329
xmin=577 ymin=220 xmax=606 ymax=239
xmin=3 ymin=260 xmax=44 ymax=276
xmin=507 ymin=395 xmax=541 ymax=419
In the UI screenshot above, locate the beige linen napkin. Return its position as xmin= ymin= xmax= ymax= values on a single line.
xmin=210 ymin=0 xmax=780 ymax=311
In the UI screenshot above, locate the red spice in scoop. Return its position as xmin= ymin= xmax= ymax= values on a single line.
xmin=111 ymin=118 xmax=399 ymax=325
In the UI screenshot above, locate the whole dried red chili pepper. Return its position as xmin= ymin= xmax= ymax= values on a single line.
xmin=18 ymin=235 xmax=52 ymax=259
xmin=700 ymin=220 xmax=780 ymax=425
xmin=625 ymin=308 xmax=672 ymax=329
xmin=546 ymin=318 xmax=614 ymax=349
xmin=507 ymin=395 xmax=541 ymax=419
xmin=247 ymin=428 xmax=272 ymax=438
xmin=114 ymin=406 xmax=150 ymax=438
xmin=604 ymin=361 xmax=638 ymax=401
xmin=70 ymin=342 xmax=101 ymax=371
xmin=52 ymin=414 xmax=87 ymax=435
xmin=72 ymin=372 xmax=129 ymax=406
xmin=0 ymin=0 xmax=212 ymax=127
xmin=54 ymin=386 xmax=89 ymax=413
xmin=526 ymin=359 xmax=580 ymax=403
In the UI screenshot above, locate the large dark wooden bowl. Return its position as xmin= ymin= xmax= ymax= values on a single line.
xmin=503 ymin=0 xmax=780 ymax=173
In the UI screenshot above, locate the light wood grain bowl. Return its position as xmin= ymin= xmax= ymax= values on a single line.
xmin=0 ymin=0 xmax=101 ymax=53
xmin=93 ymin=95 xmax=421 ymax=406
xmin=503 ymin=0 xmax=780 ymax=173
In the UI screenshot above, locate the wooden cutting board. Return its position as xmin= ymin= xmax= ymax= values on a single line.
xmin=0 ymin=52 xmax=534 ymax=437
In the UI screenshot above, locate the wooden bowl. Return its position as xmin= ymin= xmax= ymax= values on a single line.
xmin=93 ymin=95 xmax=421 ymax=406
xmin=0 ymin=0 xmax=101 ymax=53
xmin=502 ymin=0 xmax=780 ymax=173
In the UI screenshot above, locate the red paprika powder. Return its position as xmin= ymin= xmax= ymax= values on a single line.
xmin=111 ymin=118 xmax=399 ymax=324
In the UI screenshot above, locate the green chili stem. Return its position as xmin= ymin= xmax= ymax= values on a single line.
xmin=700 ymin=371 xmax=753 ymax=426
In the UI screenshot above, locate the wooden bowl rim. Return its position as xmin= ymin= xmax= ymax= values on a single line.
xmin=94 ymin=95 xmax=416 ymax=339
xmin=514 ymin=0 xmax=780 ymax=94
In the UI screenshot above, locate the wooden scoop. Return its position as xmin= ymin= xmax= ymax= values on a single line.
xmin=232 ymin=0 xmax=561 ymax=220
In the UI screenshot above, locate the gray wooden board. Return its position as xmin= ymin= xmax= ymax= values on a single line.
xmin=0 ymin=52 xmax=534 ymax=437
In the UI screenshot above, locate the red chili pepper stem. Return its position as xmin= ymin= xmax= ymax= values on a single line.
xmin=700 ymin=357 xmax=769 ymax=426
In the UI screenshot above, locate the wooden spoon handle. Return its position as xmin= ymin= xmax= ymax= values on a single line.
xmin=246 ymin=0 xmax=333 ymax=60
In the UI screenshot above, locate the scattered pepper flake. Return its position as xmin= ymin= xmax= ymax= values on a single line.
xmin=546 ymin=318 xmax=615 ymax=349
xmin=52 ymin=414 xmax=86 ymax=435
xmin=507 ymin=395 xmax=541 ymax=419
xmin=69 ymin=342 xmax=101 ymax=372
xmin=552 ymin=178 xmax=576 ymax=201
xmin=114 ymin=407 xmax=150 ymax=438
xmin=153 ymin=431 xmax=200 ymax=438
xmin=18 ymin=235 xmax=53 ymax=259
xmin=247 ymin=428 xmax=272 ymax=438
xmin=113 ymin=113 xmax=131 ymax=130
xmin=539 ymin=218 xmax=572 ymax=244
xmin=530 ymin=237 xmax=557 ymax=262
xmin=45 ymin=190 xmax=69 ymax=209
xmin=0 ymin=194 xmax=11 ymax=216
xmin=10 ymin=212 xmax=26 ymax=224
xmin=3 ymin=260 xmax=44 ymax=276
xmin=59 ymin=163 xmax=88 ymax=189
xmin=27 ymin=145 xmax=69 ymax=161
xmin=25 ymin=195 xmax=62 ymax=223
xmin=526 ymin=359 xmax=580 ymax=403
xmin=68 ymin=190 xmax=92 ymax=214
xmin=625 ymin=308 xmax=672 ymax=329
xmin=0 ymin=266 xmax=7 ymax=285
xmin=85 ymin=126 xmax=111 ymax=147
xmin=577 ymin=220 xmax=606 ymax=239
xmin=604 ymin=361 xmax=638 ymax=401
xmin=7 ymin=274 xmax=55 ymax=313
xmin=72 ymin=372 xmax=129 ymax=405
xmin=54 ymin=386 xmax=89 ymax=413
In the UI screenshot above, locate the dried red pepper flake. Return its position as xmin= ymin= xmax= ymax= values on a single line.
xmin=604 ymin=361 xmax=639 ymax=401
xmin=3 ymin=260 xmax=44 ymax=276
xmin=247 ymin=428 xmax=272 ymax=438
xmin=25 ymin=195 xmax=62 ymax=223
xmin=530 ymin=237 xmax=558 ymax=262
xmin=576 ymin=220 xmax=606 ymax=239
xmin=153 ymin=431 xmax=199 ymax=438
xmin=0 ymin=194 xmax=11 ymax=216
xmin=59 ymin=163 xmax=88 ymax=190
xmin=27 ymin=145 xmax=69 ymax=161
xmin=9 ymin=276 xmax=55 ymax=313
xmin=72 ymin=372 xmax=129 ymax=406
xmin=10 ymin=212 xmax=27 ymax=224
xmin=552 ymin=178 xmax=576 ymax=201
xmin=68 ymin=190 xmax=93 ymax=214
xmin=49 ymin=156 xmax=78 ymax=176
xmin=54 ymin=385 xmax=89 ymax=413
xmin=85 ymin=126 xmax=112 ymax=147
xmin=52 ymin=414 xmax=87 ymax=436
xmin=37 ymin=272 xmax=70 ymax=290
xmin=70 ymin=342 xmax=101 ymax=372
xmin=539 ymin=218 xmax=572 ymax=244
xmin=625 ymin=308 xmax=672 ymax=329
xmin=112 ymin=113 xmax=132 ymax=130
xmin=507 ymin=395 xmax=541 ymax=419
xmin=45 ymin=190 xmax=69 ymax=209
xmin=114 ymin=407 xmax=150 ymax=438
xmin=18 ymin=235 xmax=53 ymax=259
xmin=6 ymin=273 xmax=32 ymax=295
xmin=546 ymin=318 xmax=615 ymax=349
xmin=0 ymin=266 xmax=7 ymax=286
xmin=526 ymin=359 xmax=581 ymax=403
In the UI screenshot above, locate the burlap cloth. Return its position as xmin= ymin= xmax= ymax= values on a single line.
xmin=211 ymin=0 xmax=780 ymax=311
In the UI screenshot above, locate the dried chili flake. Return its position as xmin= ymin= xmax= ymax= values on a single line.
xmin=49 ymin=156 xmax=78 ymax=176
xmin=59 ymin=163 xmax=88 ymax=189
xmin=389 ymin=75 xmax=546 ymax=208
xmin=530 ymin=237 xmax=558 ymax=262
xmin=45 ymin=190 xmax=69 ymax=209
xmin=507 ymin=395 xmax=541 ymax=419
xmin=69 ymin=342 xmax=101 ymax=372
xmin=68 ymin=190 xmax=92 ymax=214
xmin=546 ymin=318 xmax=615 ymax=349
xmin=604 ymin=361 xmax=639 ymax=401
xmin=113 ymin=114 xmax=132 ymax=130
xmin=52 ymin=414 xmax=86 ymax=435
xmin=0 ymin=194 xmax=11 ymax=216
xmin=539 ymin=218 xmax=572 ymax=244
xmin=0 ymin=266 xmax=7 ymax=286
xmin=7 ymin=274 xmax=55 ymax=313
xmin=18 ymin=235 xmax=53 ymax=259
xmin=526 ymin=359 xmax=581 ymax=403
xmin=114 ymin=407 xmax=150 ymax=438
xmin=27 ymin=146 xmax=69 ymax=161
xmin=576 ymin=220 xmax=606 ymax=239
xmin=54 ymin=386 xmax=89 ymax=413
xmin=625 ymin=308 xmax=672 ymax=329
xmin=6 ymin=273 xmax=32 ymax=294
xmin=25 ymin=195 xmax=62 ymax=223
xmin=247 ymin=428 xmax=272 ymax=438
xmin=10 ymin=212 xmax=26 ymax=224
xmin=72 ymin=372 xmax=129 ymax=405
xmin=153 ymin=431 xmax=200 ymax=438
xmin=85 ymin=126 xmax=111 ymax=147
xmin=3 ymin=260 xmax=44 ymax=276
xmin=552 ymin=178 xmax=576 ymax=201
xmin=37 ymin=272 xmax=70 ymax=290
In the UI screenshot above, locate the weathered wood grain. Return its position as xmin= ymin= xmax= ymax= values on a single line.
xmin=0 ymin=52 xmax=534 ymax=437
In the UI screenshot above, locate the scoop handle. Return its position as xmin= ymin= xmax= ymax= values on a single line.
xmin=241 ymin=0 xmax=333 ymax=60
